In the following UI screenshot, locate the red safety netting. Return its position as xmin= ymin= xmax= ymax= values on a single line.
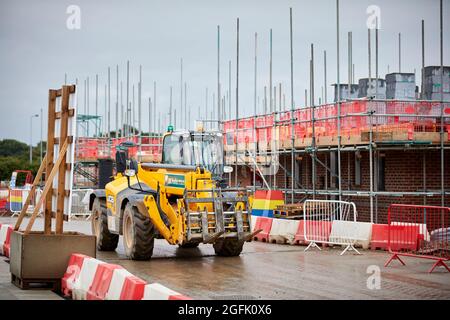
xmin=76 ymin=135 xmax=162 ymax=161
xmin=222 ymin=101 xmax=450 ymax=147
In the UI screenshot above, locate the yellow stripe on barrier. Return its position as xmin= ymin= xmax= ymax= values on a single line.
xmin=10 ymin=196 xmax=22 ymax=203
xmin=252 ymin=199 xmax=284 ymax=210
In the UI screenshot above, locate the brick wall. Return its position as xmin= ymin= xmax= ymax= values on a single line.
xmin=232 ymin=149 xmax=450 ymax=223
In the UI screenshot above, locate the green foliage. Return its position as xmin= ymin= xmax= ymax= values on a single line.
xmin=0 ymin=139 xmax=28 ymax=157
xmin=0 ymin=139 xmax=43 ymax=181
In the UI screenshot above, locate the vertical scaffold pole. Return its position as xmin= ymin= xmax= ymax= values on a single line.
xmin=336 ymin=0 xmax=342 ymax=203
xmin=289 ymin=7 xmax=295 ymax=203
xmin=235 ymin=18 xmax=239 ymax=186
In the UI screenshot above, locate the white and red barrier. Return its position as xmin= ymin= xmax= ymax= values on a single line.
xmin=269 ymin=219 xmax=299 ymax=244
xmin=62 ymin=253 xmax=191 ymax=300
xmin=106 ymin=270 xmax=146 ymax=300
xmin=61 ymin=253 xmax=90 ymax=297
xmin=0 ymin=224 xmax=13 ymax=257
xmin=71 ymin=257 xmax=105 ymax=300
xmin=252 ymin=217 xmax=273 ymax=242
xmin=86 ymin=263 xmax=124 ymax=300
xmin=142 ymin=283 xmax=192 ymax=300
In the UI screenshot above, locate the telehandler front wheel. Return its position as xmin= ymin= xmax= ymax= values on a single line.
xmin=91 ymin=198 xmax=119 ymax=251
xmin=122 ymin=203 xmax=154 ymax=260
xmin=213 ymin=238 xmax=244 ymax=257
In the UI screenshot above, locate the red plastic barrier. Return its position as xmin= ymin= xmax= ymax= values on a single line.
xmin=385 ymin=204 xmax=450 ymax=273
xmin=120 ymin=275 xmax=147 ymax=300
xmin=253 ymin=217 xmax=273 ymax=242
xmin=254 ymin=189 xmax=284 ymax=201
xmin=293 ymin=221 xmax=332 ymax=245
xmin=61 ymin=253 xmax=91 ymax=297
xmin=370 ymin=224 xmax=389 ymax=250
xmin=371 ymin=223 xmax=421 ymax=251
xmin=293 ymin=221 xmax=307 ymax=245
xmin=0 ymin=199 xmax=7 ymax=212
xmin=87 ymin=263 xmax=124 ymax=300
xmin=2 ymin=226 xmax=12 ymax=258
xmin=304 ymin=220 xmax=332 ymax=242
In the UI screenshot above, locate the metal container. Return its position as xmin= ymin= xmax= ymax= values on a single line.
xmin=423 ymin=66 xmax=450 ymax=100
xmin=386 ymin=73 xmax=416 ymax=100
xmin=332 ymin=84 xmax=359 ymax=102
xmin=10 ymin=231 xmax=96 ymax=287
xmin=358 ymin=78 xmax=386 ymax=99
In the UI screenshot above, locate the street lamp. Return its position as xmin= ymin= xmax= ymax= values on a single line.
xmin=40 ymin=108 xmax=43 ymax=163
xmin=30 ymin=114 xmax=39 ymax=164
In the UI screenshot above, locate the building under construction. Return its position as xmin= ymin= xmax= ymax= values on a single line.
xmin=223 ymin=69 xmax=450 ymax=224
xmin=71 ymin=8 xmax=450 ymax=226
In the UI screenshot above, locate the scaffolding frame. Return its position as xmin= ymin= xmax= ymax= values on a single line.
xmin=224 ymin=99 xmax=449 ymax=223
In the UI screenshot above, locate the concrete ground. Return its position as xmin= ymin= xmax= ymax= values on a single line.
xmin=0 ymin=256 xmax=62 ymax=300
xmin=1 ymin=216 xmax=449 ymax=300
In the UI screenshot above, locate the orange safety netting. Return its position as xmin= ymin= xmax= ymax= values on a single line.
xmin=222 ymin=100 xmax=450 ymax=146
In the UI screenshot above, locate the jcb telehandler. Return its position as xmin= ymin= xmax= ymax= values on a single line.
xmin=89 ymin=128 xmax=255 ymax=260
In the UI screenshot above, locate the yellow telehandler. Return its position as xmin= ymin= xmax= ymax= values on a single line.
xmin=89 ymin=127 xmax=255 ymax=260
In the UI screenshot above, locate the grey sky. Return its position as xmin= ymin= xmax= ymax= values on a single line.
xmin=0 ymin=0 xmax=448 ymax=143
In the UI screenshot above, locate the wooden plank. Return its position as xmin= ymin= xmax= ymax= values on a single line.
xmin=54 ymin=136 xmax=73 ymax=144
xmin=44 ymin=90 xmax=57 ymax=234
xmin=24 ymin=140 xmax=69 ymax=234
xmin=55 ymin=86 xmax=70 ymax=234
xmin=13 ymin=155 xmax=47 ymax=231
xmin=52 ymin=188 xmax=71 ymax=197
xmin=55 ymin=108 xmax=75 ymax=119
xmin=55 ymin=85 xmax=75 ymax=97
xmin=51 ymin=211 xmax=69 ymax=221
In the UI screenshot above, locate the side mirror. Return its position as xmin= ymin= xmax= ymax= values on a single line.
xmin=116 ymin=150 xmax=128 ymax=174
xmin=223 ymin=166 xmax=234 ymax=174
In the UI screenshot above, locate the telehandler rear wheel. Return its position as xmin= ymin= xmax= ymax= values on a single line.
xmin=122 ymin=203 xmax=154 ymax=260
xmin=91 ymin=198 xmax=119 ymax=251
xmin=213 ymin=238 xmax=243 ymax=257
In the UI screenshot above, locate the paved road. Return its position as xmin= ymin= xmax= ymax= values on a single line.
xmin=2 ymin=216 xmax=450 ymax=300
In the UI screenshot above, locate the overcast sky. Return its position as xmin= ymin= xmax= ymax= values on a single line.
xmin=0 ymin=0 xmax=448 ymax=143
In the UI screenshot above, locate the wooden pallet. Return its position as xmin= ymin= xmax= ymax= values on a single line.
xmin=273 ymin=203 xmax=304 ymax=218
xmin=11 ymin=274 xmax=61 ymax=291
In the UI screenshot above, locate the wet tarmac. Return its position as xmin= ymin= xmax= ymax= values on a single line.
xmin=2 ymin=216 xmax=450 ymax=300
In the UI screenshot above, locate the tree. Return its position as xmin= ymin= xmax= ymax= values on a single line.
xmin=0 ymin=139 xmax=43 ymax=181
xmin=0 ymin=139 xmax=28 ymax=157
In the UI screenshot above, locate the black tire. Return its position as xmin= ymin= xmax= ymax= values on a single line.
xmin=178 ymin=242 xmax=200 ymax=249
xmin=91 ymin=198 xmax=119 ymax=251
xmin=213 ymin=238 xmax=244 ymax=257
xmin=122 ymin=203 xmax=154 ymax=260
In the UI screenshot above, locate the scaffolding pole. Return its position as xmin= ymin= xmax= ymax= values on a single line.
xmin=336 ymin=0 xmax=342 ymax=202
xmin=289 ymin=7 xmax=295 ymax=203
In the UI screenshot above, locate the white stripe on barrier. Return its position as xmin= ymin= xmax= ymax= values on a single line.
xmin=392 ymin=221 xmax=430 ymax=241
xmin=250 ymin=215 xmax=257 ymax=233
xmin=105 ymin=269 xmax=133 ymax=300
xmin=303 ymin=200 xmax=360 ymax=255
xmin=269 ymin=219 xmax=299 ymax=244
xmin=72 ymin=257 xmax=104 ymax=300
xmin=352 ymin=221 xmax=373 ymax=249
xmin=142 ymin=283 xmax=181 ymax=300
xmin=329 ymin=221 xmax=374 ymax=253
